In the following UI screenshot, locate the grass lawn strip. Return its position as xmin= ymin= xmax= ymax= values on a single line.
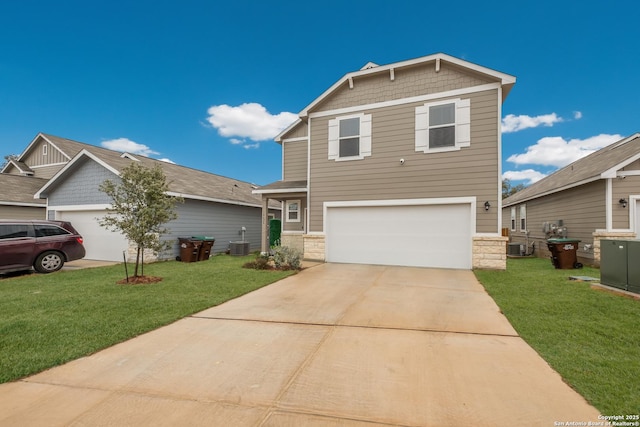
xmin=0 ymin=255 xmax=295 ymax=384
xmin=475 ymin=258 xmax=640 ymax=415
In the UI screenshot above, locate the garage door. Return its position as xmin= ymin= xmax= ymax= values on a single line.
xmin=326 ymin=203 xmax=472 ymax=269
xmin=58 ymin=211 xmax=129 ymax=262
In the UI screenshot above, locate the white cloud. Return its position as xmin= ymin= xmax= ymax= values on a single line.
xmin=573 ymin=111 xmax=583 ymax=119
xmin=206 ymin=103 xmax=298 ymax=142
xmin=229 ymin=138 xmax=244 ymax=145
xmin=507 ymin=134 xmax=624 ymax=168
xmin=158 ymin=158 xmax=176 ymax=164
xmin=502 ymin=113 xmax=563 ymax=133
xmin=503 ymin=169 xmax=547 ymax=185
xmin=101 ymin=138 xmax=159 ymax=156
xmin=243 ymin=143 xmax=260 ymax=149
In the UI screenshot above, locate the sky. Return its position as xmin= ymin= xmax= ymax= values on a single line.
xmin=1 ymin=0 xmax=639 ymax=187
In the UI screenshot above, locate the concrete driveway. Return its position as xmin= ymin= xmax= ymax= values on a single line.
xmin=0 ymin=263 xmax=600 ymax=426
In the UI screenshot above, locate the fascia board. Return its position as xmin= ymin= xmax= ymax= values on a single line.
xmin=274 ymin=118 xmax=303 ymax=142
xmin=252 ymin=188 xmax=308 ymax=195
xmin=601 ymin=139 xmax=640 ymax=178
xmin=502 ymin=176 xmax=602 ymax=207
xmin=165 ymin=191 xmax=277 ymax=210
xmin=34 ymin=149 xmax=121 ymax=199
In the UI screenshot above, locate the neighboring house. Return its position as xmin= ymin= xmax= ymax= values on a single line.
xmin=0 ymin=174 xmax=48 ymax=219
xmin=254 ymin=53 xmax=516 ymax=270
xmin=503 ymin=133 xmax=640 ymax=267
xmin=2 ymin=133 xmax=279 ymax=262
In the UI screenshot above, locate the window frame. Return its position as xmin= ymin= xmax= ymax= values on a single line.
xmin=328 ymin=113 xmax=372 ymax=161
xmin=415 ymin=98 xmax=471 ymax=154
xmin=510 ymin=207 xmax=516 ymax=231
xmin=285 ymin=200 xmax=301 ymax=223
xmin=519 ymin=205 xmax=527 ymax=232
xmin=42 ymin=144 xmax=48 ymax=156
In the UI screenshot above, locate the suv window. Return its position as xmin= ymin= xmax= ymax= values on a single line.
xmin=35 ymin=224 xmax=70 ymax=237
xmin=0 ymin=224 xmax=29 ymax=239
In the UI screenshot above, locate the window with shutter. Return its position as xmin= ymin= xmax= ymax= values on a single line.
xmin=415 ymin=98 xmax=470 ymax=153
xmin=328 ymin=113 xmax=372 ymax=161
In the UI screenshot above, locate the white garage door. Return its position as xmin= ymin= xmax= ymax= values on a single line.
xmin=59 ymin=211 xmax=129 ymax=262
xmin=326 ymin=203 xmax=472 ymax=269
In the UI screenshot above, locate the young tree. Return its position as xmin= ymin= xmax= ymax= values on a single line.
xmin=1 ymin=154 xmax=18 ymax=169
xmin=502 ymin=178 xmax=526 ymax=199
xmin=99 ymin=162 xmax=182 ymax=277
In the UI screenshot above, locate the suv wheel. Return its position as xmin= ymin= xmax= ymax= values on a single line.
xmin=34 ymin=251 xmax=64 ymax=273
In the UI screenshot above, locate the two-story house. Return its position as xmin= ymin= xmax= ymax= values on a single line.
xmin=254 ymin=53 xmax=516 ymax=270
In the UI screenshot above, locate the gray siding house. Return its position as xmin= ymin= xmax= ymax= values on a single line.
xmin=3 ymin=133 xmax=279 ymax=262
xmin=503 ymin=133 xmax=640 ymax=266
xmin=255 ymin=53 xmax=516 ymax=270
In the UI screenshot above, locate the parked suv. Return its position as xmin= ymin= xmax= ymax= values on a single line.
xmin=0 ymin=220 xmax=86 ymax=274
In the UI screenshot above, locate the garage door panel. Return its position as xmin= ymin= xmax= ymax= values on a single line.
xmin=59 ymin=211 xmax=128 ymax=262
xmin=326 ymin=204 xmax=471 ymax=269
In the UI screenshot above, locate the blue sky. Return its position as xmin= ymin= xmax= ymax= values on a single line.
xmin=1 ymin=0 xmax=638 ymax=186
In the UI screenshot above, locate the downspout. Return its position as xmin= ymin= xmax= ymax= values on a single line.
xmin=606 ymin=178 xmax=613 ymax=231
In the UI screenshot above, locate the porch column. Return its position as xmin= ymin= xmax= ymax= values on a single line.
xmin=261 ymin=196 xmax=269 ymax=254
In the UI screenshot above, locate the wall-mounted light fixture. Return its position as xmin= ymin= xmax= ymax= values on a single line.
xmin=619 ymin=198 xmax=628 ymax=208
xmin=484 ymin=201 xmax=491 ymax=211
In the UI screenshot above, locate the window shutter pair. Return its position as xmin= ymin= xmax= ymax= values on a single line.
xmin=327 ymin=114 xmax=371 ymax=160
xmin=415 ymin=98 xmax=471 ymax=152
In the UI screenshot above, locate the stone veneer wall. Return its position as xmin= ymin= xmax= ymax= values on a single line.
xmin=127 ymin=241 xmax=159 ymax=263
xmin=281 ymin=233 xmax=304 ymax=254
xmin=473 ymin=236 xmax=508 ymax=270
xmin=303 ymin=234 xmax=326 ymax=261
xmin=592 ymin=231 xmax=636 ymax=267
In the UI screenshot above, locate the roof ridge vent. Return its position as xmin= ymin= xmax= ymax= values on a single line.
xmin=360 ymin=62 xmax=379 ymax=70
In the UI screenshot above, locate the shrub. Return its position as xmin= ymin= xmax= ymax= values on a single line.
xmin=272 ymin=246 xmax=302 ymax=270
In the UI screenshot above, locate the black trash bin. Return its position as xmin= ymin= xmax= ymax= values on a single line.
xmin=192 ymin=236 xmax=215 ymax=261
xmin=547 ymin=238 xmax=582 ymax=269
xmin=178 ymin=237 xmax=201 ymax=263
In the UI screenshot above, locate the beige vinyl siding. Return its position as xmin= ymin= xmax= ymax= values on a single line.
xmin=508 ymin=180 xmax=605 ymax=264
xmin=309 ymin=89 xmax=500 ymax=233
xmin=0 ymin=205 xmax=46 ymax=220
xmin=280 ymin=122 xmax=308 ymax=140
xmin=283 ymin=140 xmax=308 ymax=181
xmin=282 ymin=197 xmax=306 ymax=232
xmin=314 ymin=62 xmax=493 ymax=113
xmin=22 ymin=140 xmax=69 ymax=168
xmin=612 ymin=175 xmax=640 ymax=229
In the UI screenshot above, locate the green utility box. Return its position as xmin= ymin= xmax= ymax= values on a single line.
xmin=600 ymin=239 xmax=640 ymax=294
xmin=269 ymin=218 xmax=281 ymax=247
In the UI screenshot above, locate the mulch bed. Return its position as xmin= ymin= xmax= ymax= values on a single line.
xmin=116 ymin=276 xmax=163 ymax=285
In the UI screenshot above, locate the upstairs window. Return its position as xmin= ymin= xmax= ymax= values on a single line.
xmin=415 ymin=98 xmax=471 ymax=153
xmin=510 ymin=207 xmax=516 ymax=231
xmin=42 ymin=144 xmax=48 ymax=156
xmin=328 ymin=113 xmax=372 ymax=161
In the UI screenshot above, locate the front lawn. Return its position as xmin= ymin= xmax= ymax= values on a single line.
xmin=475 ymin=257 xmax=640 ymax=415
xmin=0 ymin=255 xmax=295 ymax=384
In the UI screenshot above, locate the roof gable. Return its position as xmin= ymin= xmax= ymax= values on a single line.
xmin=299 ymin=53 xmax=515 ymax=118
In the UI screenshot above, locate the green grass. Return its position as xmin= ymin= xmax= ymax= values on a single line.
xmin=475 ymin=257 xmax=640 ymax=415
xmin=0 ymin=255 xmax=295 ymax=384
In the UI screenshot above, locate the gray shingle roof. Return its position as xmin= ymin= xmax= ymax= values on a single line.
xmin=17 ymin=133 xmax=279 ymax=209
xmin=0 ymin=174 xmax=48 ymax=205
xmin=504 ymin=133 xmax=640 ymax=206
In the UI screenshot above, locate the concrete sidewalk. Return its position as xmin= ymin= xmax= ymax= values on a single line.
xmin=0 ymin=263 xmax=600 ymax=426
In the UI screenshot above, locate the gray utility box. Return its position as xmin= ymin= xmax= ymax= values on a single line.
xmin=600 ymin=239 xmax=640 ymax=294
